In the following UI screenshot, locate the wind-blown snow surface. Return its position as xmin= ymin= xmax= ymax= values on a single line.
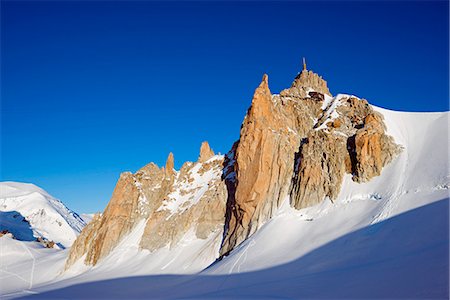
xmin=3 ymin=108 xmax=449 ymax=299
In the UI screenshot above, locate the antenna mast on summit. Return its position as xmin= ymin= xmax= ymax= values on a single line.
xmin=302 ymin=57 xmax=307 ymax=71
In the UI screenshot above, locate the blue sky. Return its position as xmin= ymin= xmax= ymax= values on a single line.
xmin=2 ymin=1 xmax=448 ymax=213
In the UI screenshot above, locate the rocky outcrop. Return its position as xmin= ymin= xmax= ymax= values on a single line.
xmin=221 ymin=69 xmax=401 ymax=256
xmin=220 ymin=73 xmax=324 ymax=255
xmin=66 ymin=63 xmax=402 ymax=269
xmin=140 ymin=155 xmax=226 ymax=251
xmin=66 ymin=143 xmax=227 ymax=269
xmin=352 ymin=113 xmax=401 ymax=182
xmin=290 ymin=131 xmax=347 ymax=209
xmin=289 ymin=96 xmax=402 ymax=210
xmin=36 ymin=237 xmax=55 ymax=248
xmin=66 ymin=172 xmax=146 ymax=267
xmin=280 ymin=69 xmax=331 ymax=98
xmin=0 ymin=230 xmax=13 ymax=238
xmin=164 ymin=152 xmax=175 ymax=179
xmin=199 ymin=141 xmax=215 ymax=163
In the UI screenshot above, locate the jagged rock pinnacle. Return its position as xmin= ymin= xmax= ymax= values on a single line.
xmin=65 ymin=62 xmax=402 ymax=271
xmin=165 ymin=152 xmax=175 ymax=177
xmin=280 ymin=63 xmax=331 ymax=97
xmin=199 ymin=141 xmax=215 ymax=163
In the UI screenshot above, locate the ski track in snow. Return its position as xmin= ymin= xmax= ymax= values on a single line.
xmin=228 ymin=239 xmax=256 ymax=274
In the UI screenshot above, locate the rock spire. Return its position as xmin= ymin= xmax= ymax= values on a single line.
xmin=199 ymin=141 xmax=215 ymax=162
xmin=65 ymin=63 xmax=401 ymax=270
xmin=165 ymin=152 xmax=175 ymax=178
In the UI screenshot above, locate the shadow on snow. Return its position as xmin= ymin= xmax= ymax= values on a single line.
xmin=0 ymin=211 xmax=35 ymax=242
xmin=25 ymin=199 xmax=449 ymax=299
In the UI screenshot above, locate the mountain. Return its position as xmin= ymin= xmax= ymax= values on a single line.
xmin=2 ymin=64 xmax=448 ymax=299
xmin=0 ymin=182 xmax=86 ymax=248
xmin=65 ymin=143 xmax=227 ymax=271
xmin=65 ymin=65 xmax=404 ymax=271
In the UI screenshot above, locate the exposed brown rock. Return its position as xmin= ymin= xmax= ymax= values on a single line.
xmin=134 ymin=163 xmax=167 ymax=217
xmin=280 ymin=69 xmax=331 ymax=98
xmin=290 ymin=103 xmax=401 ymax=210
xmin=36 ymin=237 xmax=55 ymax=248
xmin=65 ymin=160 xmax=174 ymax=269
xmin=0 ymin=230 xmax=13 ymax=238
xmin=165 ymin=152 xmax=175 ymax=179
xmin=65 ymin=172 xmax=145 ymax=267
xmin=140 ymin=156 xmax=226 ymax=251
xmin=65 ymin=213 xmax=101 ymax=268
xmin=352 ymin=113 xmax=402 ymax=182
xmin=220 ymin=74 xmax=322 ymax=256
xmin=67 ymin=152 xmax=227 ymax=269
xmin=331 ymin=119 xmax=341 ymax=128
xmin=309 ymin=91 xmax=325 ymax=102
xmin=220 ymin=72 xmax=401 ymax=256
xmin=66 ymin=63 xmax=402 ymax=270
xmin=199 ymin=141 xmax=215 ymax=163
xmin=290 ymin=131 xmax=346 ymax=209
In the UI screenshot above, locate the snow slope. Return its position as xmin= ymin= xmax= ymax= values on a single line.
xmin=207 ymin=107 xmax=449 ymax=273
xmin=0 ymin=182 xmax=86 ymax=248
xmin=18 ymin=198 xmax=449 ymax=299
xmin=0 ymin=237 xmax=69 ymax=298
xmin=3 ymin=108 xmax=449 ymax=299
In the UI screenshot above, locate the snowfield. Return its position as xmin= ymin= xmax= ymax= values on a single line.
xmin=0 ymin=182 xmax=86 ymax=248
xmin=0 ymin=107 xmax=448 ymax=299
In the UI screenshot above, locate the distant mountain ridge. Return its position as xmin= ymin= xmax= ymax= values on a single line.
xmin=0 ymin=181 xmax=86 ymax=248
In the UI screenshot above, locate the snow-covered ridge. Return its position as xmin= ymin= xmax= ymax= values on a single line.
xmin=0 ymin=182 xmax=86 ymax=248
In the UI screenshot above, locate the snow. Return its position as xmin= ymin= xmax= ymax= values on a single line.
xmin=157 ymin=155 xmax=224 ymax=215
xmin=0 ymin=236 xmax=69 ymax=298
xmin=0 ymin=182 xmax=86 ymax=248
xmin=202 ymin=107 xmax=449 ymax=284
xmin=320 ymin=93 xmax=334 ymax=110
xmin=315 ymin=93 xmax=347 ymax=130
xmin=1 ymin=107 xmax=449 ymax=299
xmin=9 ymin=225 xmax=225 ymax=300
xmin=133 ymin=177 xmax=150 ymax=215
xmin=79 ymin=214 xmax=96 ymax=224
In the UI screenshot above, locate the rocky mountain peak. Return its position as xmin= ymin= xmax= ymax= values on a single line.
xmin=199 ymin=141 xmax=215 ymax=163
xmin=248 ymin=74 xmax=272 ymax=119
xmin=220 ymin=68 xmax=401 ymax=256
xmin=165 ymin=152 xmax=175 ymax=178
xmin=65 ymin=62 xmax=401 ymax=270
xmin=280 ymin=63 xmax=331 ymax=98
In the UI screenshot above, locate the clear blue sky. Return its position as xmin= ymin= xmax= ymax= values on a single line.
xmin=2 ymin=1 xmax=448 ymax=213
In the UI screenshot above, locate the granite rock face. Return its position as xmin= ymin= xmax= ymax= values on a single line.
xmin=353 ymin=113 xmax=401 ymax=182
xmin=220 ymin=72 xmax=325 ymax=255
xmin=220 ymin=69 xmax=401 ymax=255
xmin=139 ymin=155 xmax=227 ymax=251
xmin=199 ymin=141 xmax=215 ymax=163
xmin=66 ymin=64 xmax=401 ymax=269
xmin=280 ymin=69 xmax=331 ymax=98
xmin=65 ymin=171 xmax=145 ymax=267
xmin=65 ymin=145 xmax=227 ymax=269
xmin=290 ymin=131 xmax=347 ymax=210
